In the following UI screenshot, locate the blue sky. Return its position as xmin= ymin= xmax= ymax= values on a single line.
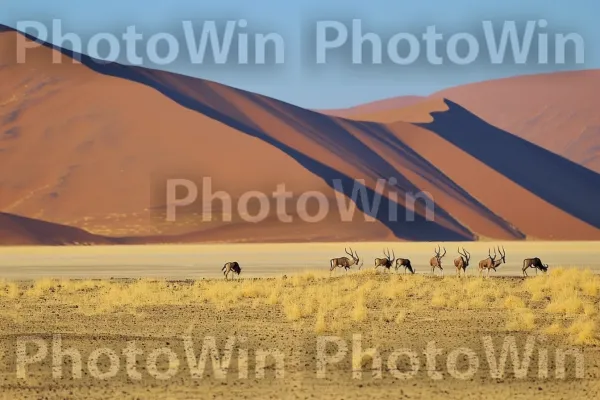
xmin=2 ymin=0 xmax=597 ymax=108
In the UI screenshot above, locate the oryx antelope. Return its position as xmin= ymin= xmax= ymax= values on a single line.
xmin=454 ymin=247 xmax=471 ymax=277
xmin=429 ymin=245 xmax=446 ymax=276
xmin=222 ymin=261 xmax=241 ymax=280
xmin=374 ymin=248 xmax=395 ymax=272
xmin=329 ymin=248 xmax=360 ymax=275
xmin=395 ymin=258 xmax=415 ymax=274
xmin=522 ymin=257 xmax=548 ymax=276
xmin=478 ymin=246 xmax=506 ymax=277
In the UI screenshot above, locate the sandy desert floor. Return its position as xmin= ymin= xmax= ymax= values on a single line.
xmin=0 ymin=267 xmax=599 ymax=399
xmin=0 ymin=241 xmax=599 ymax=279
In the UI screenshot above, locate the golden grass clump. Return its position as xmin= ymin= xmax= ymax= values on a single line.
xmin=544 ymin=322 xmax=564 ymax=335
xmin=0 ymin=279 xmax=20 ymax=298
xmin=505 ymin=309 xmax=536 ymax=331
xmin=314 ymin=310 xmax=327 ymax=333
xmin=546 ymin=292 xmax=585 ymax=314
xmin=566 ymin=316 xmax=599 ymax=345
xmin=284 ymin=302 xmax=302 ymax=321
xmin=24 ymin=278 xmax=60 ymax=298
xmin=351 ymin=293 xmax=367 ymax=322
xmin=524 ymin=267 xmax=600 ymax=301
xmin=503 ymin=295 xmax=526 ymax=309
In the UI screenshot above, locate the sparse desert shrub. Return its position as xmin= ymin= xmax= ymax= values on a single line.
xmin=431 ymin=289 xmax=448 ymax=308
xmin=0 ymin=280 xmax=20 ymax=298
xmin=583 ymin=303 xmax=598 ymax=317
xmin=58 ymin=279 xmax=109 ymax=294
xmin=503 ymin=295 xmax=526 ymax=309
xmin=266 ymin=285 xmax=281 ymax=305
xmin=351 ymin=294 xmax=367 ymax=322
xmin=544 ymin=322 xmax=564 ymax=335
xmin=580 ymin=274 xmax=600 ymax=297
xmin=546 ymin=292 xmax=585 ymax=315
xmin=566 ymin=317 xmax=599 ymax=345
xmin=239 ymin=282 xmax=263 ymax=298
xmin=525 ymin=267 xmax=600 ymax=301
xmin=283 ymin=302 xmax=302 ymax=321
xmin=24 ymin=278 xmax=59 ymax=297
xmin=465 ymin=295 xmax=489 ymax=309
xmin=505 ymin=309 xmax=536 ymax=331
xmin=314 ymin=311 xmax=327 ymax=333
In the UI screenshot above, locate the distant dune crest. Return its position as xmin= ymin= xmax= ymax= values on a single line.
xmin=322 ymin=70 xmax=600 ymax=174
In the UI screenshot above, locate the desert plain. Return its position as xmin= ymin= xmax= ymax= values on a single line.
xmin=0 ymin=241 xmax=599 ymax=399
xmin=1 ymin=23 xmax=600 ymax=399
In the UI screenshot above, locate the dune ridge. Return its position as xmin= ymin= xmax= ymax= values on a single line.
xmin=322 ymin=70 xmax=600 ymax=174
xmin=317 ymin=95 xmax=425 ymax=118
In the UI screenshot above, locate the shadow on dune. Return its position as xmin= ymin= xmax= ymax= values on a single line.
xmin=10 ymin=27 xmax=473 ymax=241
xmin=419 ymin=100 xmax=600 ymax=229
xmin=353 ymin=121 xmax=525 ymax=239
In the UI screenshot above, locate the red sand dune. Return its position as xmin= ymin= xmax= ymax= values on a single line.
xmin=1 ymin=26 xmax=599 ymax=243
xmin=0 ymin=212 xmax=117 ymax=245
xmin=0 ymin=30 xmax=400 ymax=242
xmin=326 ymin=71 xmax=600 ymax=174
xmin=434 ymin=70 xmax=600 ymax=174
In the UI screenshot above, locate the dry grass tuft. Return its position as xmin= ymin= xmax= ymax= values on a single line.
xmin=0 ymin=279 xmax=20 ymax=298
xmin=566 ymin=317 xmax=599 ymax=345
xmin=314 ymin=310 xmax=327 ymax=333
xmin=544 ymin=322 xmax=564 ymax=335
xmin=505 ymin=309 xmax=536 ymax=331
